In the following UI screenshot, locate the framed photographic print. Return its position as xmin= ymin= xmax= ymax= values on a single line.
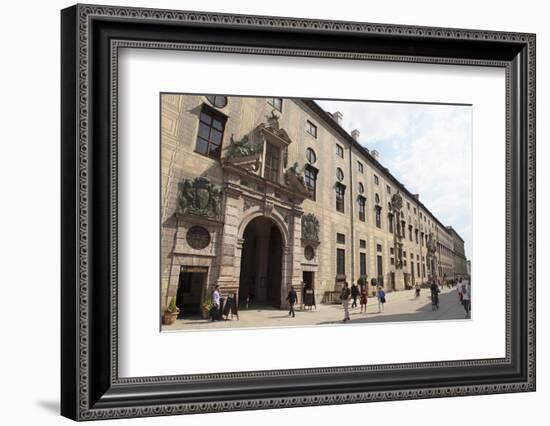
xmin=61 ymin=4 xmax=536 ymax=421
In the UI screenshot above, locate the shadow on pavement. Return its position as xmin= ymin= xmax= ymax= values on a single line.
xmin=317 ymin=290 xmax=467 ymax=325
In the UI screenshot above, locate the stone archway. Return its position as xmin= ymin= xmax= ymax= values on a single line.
xmin=238 ymin=216 xmax=285 ymax=308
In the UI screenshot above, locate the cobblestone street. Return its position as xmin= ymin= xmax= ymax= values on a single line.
xmin=164 ymin=282 xmax=470 ymax=331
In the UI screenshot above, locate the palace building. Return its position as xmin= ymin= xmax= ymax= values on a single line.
xmin=160 ymin=94 xmax=468 ymax=316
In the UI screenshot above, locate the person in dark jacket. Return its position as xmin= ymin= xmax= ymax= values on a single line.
xmin=430 ymin=279 xmax=440 ymax=311
xmin=286 ymin=286 xmax=297 ymax=318
xmin=350 ymin=282 xmax=359 ymax=308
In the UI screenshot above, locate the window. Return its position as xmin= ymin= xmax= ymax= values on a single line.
xmin=357 ymin=161 xmax=364 ymax=173
xmin=306 ymin=147 xmax=316 ymax=164
xmin=377 ymin=244 xmax=382 ymax=252
xmin=336 ymin=143 xmax=344 ymax=158
xmin=267 ymin=97 xmax=283 ymax=111
xmin=336 ymin=167 xmax=344 ymax=182
xmin=358 ymin=182 xmax=364 ymax=194
xmin=335 ymin=183 xmax=345 ymax=213
xmin=417 ymin=262 xmax=421 ymax=276
xmin=336 ymin=233 xmax=346 ymax=244
xmin=264 ymin=142 xmax=280 ymax=183
xmin=360 ymin=239 xmax=366 ymax=249
xmin=358 ymin=197 xmax=366 ymax=222
xmin=407 ymin=202 xmax=410 ymax=210
xmin=336 ymin=248 xmax=346 ymax=276
xmin=390 ymin=247 xmax=394 ymax=255
xmin=196 ymin=105 xmax=226 ymax=160
xmin=421 ymin=232 xmax=424 ymax=246
xmin=415 ymin=229 xmax=419 ymax=244
xmin=206 ymin=95 xmax=228 ymax=108
xmin=304 ymin=165 xmax=317 ymax=201
xmin=388 ymin=214 xmax=394 ymax=233
xmin=414 ymin=207 xmax=417 ymax=214
xmin=375 ymin=193 xmax=380 ymax=204
xmin=390 ymin=257 xmax=395 ymax=265
xmin=306 ymin=120 xmax=317 ymax=138
xmin=375 ymin=206 xmax=382 ymax=228
xmin=409 ymin=225 xmax=413 ymax=241
xmin=386 ymin=185 xmax=391 ymax=194
xmin=360 ymin=253 xmax=367 ymax=277
xmin=374 ymin=174 xmax=379 ymax=185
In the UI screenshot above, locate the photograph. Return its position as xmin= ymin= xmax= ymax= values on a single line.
xmin=160 ymin=94 xmax=472 ymax=331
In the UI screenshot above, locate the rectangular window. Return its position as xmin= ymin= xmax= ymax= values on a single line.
xmin=409 ymin=225 xmax=413 ymax=241
xmin=414 ymin=207 xmax=417 ymax=214
xmin=415 ymin=229 xmax=419 ymax=244
xmin=421 ymin=232 xmax=424 ymax=246
xmin=304 ymin=165 xmax=317 ymax=201
xmin=375 ymin=207 xmax=382 ymax=228
xmin=360 ymin=253 xmax=367 ymax=277
xmin=390 ymin=257 xmax=395 ymax=265
xmin=267 ymin=97 xmax=283 ymax=111
xmin=336 ymin=248 xmax=346 ymax=276
xmin=336 ymin=143 xmax=344 ymax=158
xmin=358 ymin=197 xmax=366 ymax=222
xmin=407 ymin=202 xmax=410 ymax=210
xmin=360 ymin=239 xmax=366 ymax=249
xmin=390 ymin=247 xmax=394 ymax=255
xmin=306 ymin=120 xmax=317 ymax=138
xmin=389 ymin=214 xmax=394 ymax=233
xmin=195 ymin=105 xmax=226 ymax=160
xmin=386 ymin=185 xmax=391 ymax=194
xmin=374 ymin=174 xmax=379 ymax=185
xmin=357 ymin=161 xmax=364 ymax=173
xmin=336 ymin=233 xmax=346 ymax=244
xmin=377 ymin=244 xmax=382 ymax=253
xmin=264 ymin=142 xmax=280 ymax=183
xmin=417 ymin=262 xmax=421 ymax=276
xmin=336 ymin=183 xmax=345 ymax=213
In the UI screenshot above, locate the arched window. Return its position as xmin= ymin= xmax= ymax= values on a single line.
xmin=304 ymin=165 xmax=318 ymax=201
xmin=335 ymin=183 xmax=345 ymax=213
xmin=306 ymin=147 xmax=317 ymax=164
xmin=336 ymin=167 xmax=344 ymax=182
xmin=206 ymin=95 xmax=228 ymax=108
xmin=358 ymin=197 xmax=366 ymax=222
xmin=358 ymin=182 xmax=364 ymax=194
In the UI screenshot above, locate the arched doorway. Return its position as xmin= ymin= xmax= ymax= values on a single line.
xmin=238 ymin=216 xmax=283 ymax=308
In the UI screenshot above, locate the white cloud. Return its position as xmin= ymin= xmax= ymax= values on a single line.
xmin=316 ymin=100 xmax=472 ymax=258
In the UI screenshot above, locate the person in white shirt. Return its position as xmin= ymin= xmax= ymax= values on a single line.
xmin=461 ymin=283 xmax=471 ymax=318
xmin=211 ymin=285 xmax=221 ymax=321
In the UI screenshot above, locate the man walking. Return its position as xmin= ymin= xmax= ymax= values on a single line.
xmin=461 ymin=282 xmax=471 ymax=318
xmin=376 ymin=286 xmax=386 ymax=313
xmin=350 ymin=282 xmax=359 ymax=308
xmin=340 ymin=282 xmax=351 ymax=322
xmin=286 ymin=285 xmax=297 ymax=318
xmin=430 ymin=278 xmax=440 ymax=311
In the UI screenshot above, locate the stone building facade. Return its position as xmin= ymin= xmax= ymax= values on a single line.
xmin=447 ymin=226 xmax=469 ymax=277
xmin=160 ymin=94 xmax=468 ymax=315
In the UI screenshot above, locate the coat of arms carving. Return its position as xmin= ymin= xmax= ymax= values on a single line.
xmin=177 ymin=177 xmax=223 ymax=220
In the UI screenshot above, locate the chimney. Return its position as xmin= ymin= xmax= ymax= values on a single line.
xmin=413 ymin=194 xmax=419 ymax=200
xmin=351 ymin=129 xmax=360 ymax=141
xmin=332 ymin=111 xmax=343 ymax=126
xmin=371 ymin=150 xmax=380 ymax=162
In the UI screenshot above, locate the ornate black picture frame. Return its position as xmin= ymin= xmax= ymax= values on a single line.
xmin=61 ymin=4 xmax=536 ymax=421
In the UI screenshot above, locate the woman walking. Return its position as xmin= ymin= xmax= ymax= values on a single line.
xmin=376 ymin=286 xmax=386 ymax=313
xmin=360 ymin=283 xmax=368 ymax=313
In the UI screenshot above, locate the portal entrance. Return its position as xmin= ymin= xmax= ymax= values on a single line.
xmin=238 ymin=216 xmax=283 ymax=308
xmin=175 ymin=266 xmax=207 ymax=318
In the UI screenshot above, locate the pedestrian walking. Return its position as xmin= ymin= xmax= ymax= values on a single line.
xmin=430 ymin=279 xmax=439 ymax=311
xmin=414 ymin=283 xmax=421 ymax=299
xmin=350 ymin=282 xmax=359 ymax=308
xmin=376 ymin=286 xmax=386 ymax=313
xmin=340 ymin=282 xmax=351 ymax=322
xmin=286 ymin=285 xmax=297 ymax=318
xmin=457 ymin=278 xmax=464 ymax=302
xmin=360 ymin=283 xmax=368 ymax=313
xmin=461 ymin=282 xmax=471 ymax=318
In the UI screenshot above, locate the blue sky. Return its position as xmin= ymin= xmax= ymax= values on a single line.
xmin=316 ymin=100 xmax=472 ymax=260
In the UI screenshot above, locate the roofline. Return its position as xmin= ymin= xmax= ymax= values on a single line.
xmin=446 ymin=226 xmax=465 ymax=242
xmin=301 ymin=99 xmax=452 ymax=234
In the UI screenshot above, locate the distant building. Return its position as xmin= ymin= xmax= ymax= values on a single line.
xmin=447 ymin=226 xmax=469 ymax=278
xmin=160 ymin=94 xmax=469 ymax=315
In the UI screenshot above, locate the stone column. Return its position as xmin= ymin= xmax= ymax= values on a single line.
xmin=282 ymin=210 xmax=304 ymax=308
xmin=215 ymin=185 xmax=242 ymax=298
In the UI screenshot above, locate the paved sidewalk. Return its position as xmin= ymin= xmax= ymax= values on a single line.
xmin=163 ymin=284 xmax=470 ymax=332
